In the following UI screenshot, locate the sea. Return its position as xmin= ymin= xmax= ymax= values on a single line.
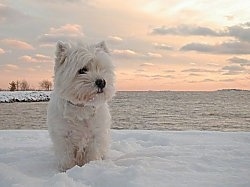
xmin=0 ymin=91 xmax=249 ymax=131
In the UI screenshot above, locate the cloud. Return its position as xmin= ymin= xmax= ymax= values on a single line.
xmin=180 ymin=41 xmax=250 ymax=54
xmin=188 ymin=78 xmax=237 ymax=83
xmin=189 ymin=73 xmax=202 ymax=77
xmin=107 ymin=36 xmax=123 ymax=44
xmin=187 ymin=78 xmax=216 ymax=83
xmin=0 ymin=48 xmax=5 ymax=54
xmin=5 ymin=64 xmax=19 ymax=70
xmin=225 ymin=15 xmax=234 ymax=21
xmin=202 ymin=79 xmax=215 ymax=82
xmin=50 ymin=24 xmax=83 ymax=35
xmin=222 ymin=65 xmax=246 ymax=71
xmin=38 ymin=24 xmax=84 ymax=43
xmin=206 ymin=63 xmax=220 ymax=67
xmin=182 ymin=68 xmax=218 ymax=73
xmin=1 ymin=39 xmax=34 ymax=50
xmin=112 ymin=49 xmax=138 ymax=58
xmin=243 ymin=22 xmax=250 ymax=27
xmin=42 ymin=0 xmax=83 ymax=3
xmin=151 ymin=22 xmax=250 ymax=43
xmin=147 ymin=52 xmax=162 ymax=58
xmin=181 ymin=43 xmax=213 ymax=52
xmin=227 ymin=57 xmax=250 ymax=66
xmin=219 ymin=78 xmax=235 ymax=82
xmin=150 ymin=74 xmax=174 ymax=79
xmin=136 ymin=73 xmax=174 ymax=79
xmin=227 ymin=24 xmax=250 ymax=42
xmin=151 ymin=22 xmax=250 ymax=54
xmin=140 ymin=63 xmax=154 ymax=67
xmin=163 ymin=70 xmax=176 ymax=73
xmin=151 ymin=25 xmax=221 ymax=36
xmin=112 ymin=49 xmax=162 ymax=59
xmin=221 ymin=65 xmax=246 ymax=75
xmin=19 ymin=54 xmax=53 ymax=63
xmin=40 ymin=0 xmax=86 ymax=4
xmin=153 ymin=43 xmax=173 ymax=50
xmin=39 ymin=44 xmax=55 ymax=48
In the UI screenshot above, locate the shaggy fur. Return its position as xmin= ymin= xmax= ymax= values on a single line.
xmin=47 ymin=41 xmax=115 ymax=171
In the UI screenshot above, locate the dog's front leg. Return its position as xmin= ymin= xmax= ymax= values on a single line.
xmin=53 ymin=137 xmax=76 ymax=172
xmin=85 ymin=129 xmax=110 ymax=163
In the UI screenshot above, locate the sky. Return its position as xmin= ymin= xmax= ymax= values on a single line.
xmin=0 ymin=0 xmax=250 ymax=91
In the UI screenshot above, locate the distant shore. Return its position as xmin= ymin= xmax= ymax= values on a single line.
xmin=0 ymin=91 xmax=51 ymax=103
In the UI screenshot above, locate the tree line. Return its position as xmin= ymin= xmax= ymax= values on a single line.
xmin=9 ymin=80 xmax=52 ymax=91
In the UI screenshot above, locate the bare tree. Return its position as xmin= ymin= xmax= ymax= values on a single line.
xmin=9 ymin=81 xmax=16 ymax=91
xmin=20 ymin=80 xmax=30 ymax=91
xmin=16 ymin=80 xmax=20 ymax=91
xmin=39 ymin=80 xmax=52 ymax=91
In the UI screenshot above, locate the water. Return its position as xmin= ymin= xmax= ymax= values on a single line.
xmin=0 ymin=91 xmax=249 ymax=131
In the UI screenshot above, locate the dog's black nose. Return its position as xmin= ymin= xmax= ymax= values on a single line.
xmin=95 ymin=79 xmax=106 ymax=89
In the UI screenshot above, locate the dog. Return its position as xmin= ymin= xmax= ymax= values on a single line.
xmin=47 ymin=41 xmax=115 ymax=171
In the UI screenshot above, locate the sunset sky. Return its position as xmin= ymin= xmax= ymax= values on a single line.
xmin=0 ymin=0 xmax=250 ymax=91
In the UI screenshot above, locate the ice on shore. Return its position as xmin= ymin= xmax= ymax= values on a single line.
xmin=0 ymin=130 xmax=250 ymax=187
xmin=0 ymin=91 xmax=51 ymax=103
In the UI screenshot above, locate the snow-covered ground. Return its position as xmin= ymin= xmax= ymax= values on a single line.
xmin=0 ymin=91 xmax=51 ymax=102
xmin=0 ymin=130 xmax=249 ymax=187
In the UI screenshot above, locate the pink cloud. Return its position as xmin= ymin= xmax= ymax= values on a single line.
xmin=49 ymin=24 xmax=83 ymax=36
xmin=5 ymin=64 xmax=19 ymax=70
xmin=1 ymin=39 xmax=34 ymax=50
xmin=38 ymin=24 xmax=84 ymax=43
xmin=112 ymin=49 xmax=138 ymax=57
xmin=147 ymin=52 xmax=162 ymax=58
xmin=107 ymin=36 xmax=123 ymax=44
xmin=0 ymin=48 xmax=5 ymax=54
xmin=112 ymin=49 xmax=163 ymax=60
xmin=140 ymin=63 xmax=155 ymax=67
xmin=19 ymin=54 xmax=53 ymax=63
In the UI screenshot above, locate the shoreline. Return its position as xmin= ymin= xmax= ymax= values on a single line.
xmin=0 ymin=91 xmax=51 ymax=103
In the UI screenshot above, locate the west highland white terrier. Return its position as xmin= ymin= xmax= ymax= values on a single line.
xmin=47 ymin=41 xmax=115 ymax=171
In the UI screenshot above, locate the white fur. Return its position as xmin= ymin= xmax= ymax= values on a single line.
xmin=47 ymin=41 xmax=115 ymax=171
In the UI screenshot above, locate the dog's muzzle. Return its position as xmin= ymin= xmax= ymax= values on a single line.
xmin=95 ymin=79 xmax=106 ymax=93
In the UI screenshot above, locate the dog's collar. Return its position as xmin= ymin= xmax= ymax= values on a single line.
xmin=67 ymin=100 xmax=86 ymax=107
xmin=64 ymin=100 xmax=97 ymax=121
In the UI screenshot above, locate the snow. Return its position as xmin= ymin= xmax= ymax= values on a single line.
xmin=0 ymin=130 xmax=250 ymax=187
xmin=0 ymin=91 xmax=51 ymax=103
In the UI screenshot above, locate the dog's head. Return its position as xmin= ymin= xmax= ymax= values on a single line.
xmin=53 ymin=41 xmax=115 ymax=105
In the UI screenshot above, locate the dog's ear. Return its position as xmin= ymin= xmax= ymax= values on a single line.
xmin=96 ymin=41 xmax=109 ymax=54
xmin=55 ymin=41 xmax=69 ymax=66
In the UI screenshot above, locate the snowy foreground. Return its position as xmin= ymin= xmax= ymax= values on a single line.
xmin=0 ymin=130 xmax=250 ymax=187
xmin=0 ymin=91 xmax=51 ymax=102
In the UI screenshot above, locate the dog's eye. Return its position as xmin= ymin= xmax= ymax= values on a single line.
xmin=78 ymin=67 xmax=88 ymax=74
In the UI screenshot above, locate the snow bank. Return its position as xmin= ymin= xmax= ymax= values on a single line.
xmin=0 ymin=91 xmax=51 ymax=103
xmin=0 ymin=130 xmax=249 ymax=187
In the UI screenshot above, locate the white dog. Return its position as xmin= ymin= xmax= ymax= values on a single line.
xmin=47 ymin=41 xmax=115 ymax=171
